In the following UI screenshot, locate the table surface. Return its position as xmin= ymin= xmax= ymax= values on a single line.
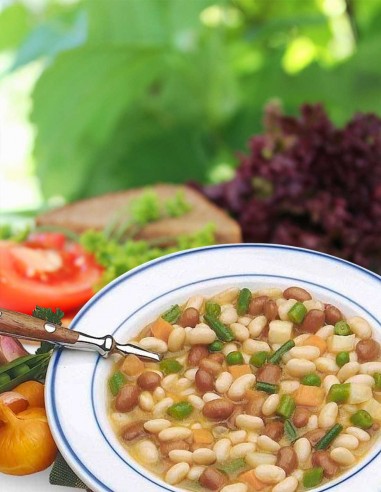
xmin=1 ymin=468 xmax=78 ymax=491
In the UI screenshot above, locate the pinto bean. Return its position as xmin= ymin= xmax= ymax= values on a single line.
xmin=245 ymin=391 xmax=266 ymax=417
xmin=160 ymin=440 xmax=190 ymax=456
xmin=121 ymin=421 xmax=147 ymax=441
xmin=264 ymin=421 xmax=284 ymax=441
xmin=312 ymin=451 xmax=338 ymax=478
xmin=256 ymin=364 xmax=282 ymax=384
xmin=356 ymin=339 xmax=380 ymax=362
xmin=200 ymin=358 xmax=222 ymax=376
xmin=203 ymin=399 xmax=234 ymax=421
xmin=292 ymin=407 xmax=310 ymax=428
xmin=249 ymin=296 xmax=269 ymax=316
xmin=283 ymin=287 xmax=312 ymax=302
xmin=115 ymin=385 xmax=140 ymax=412
xmin=188 ymin=345 xmax=209 ymax=366
xmin=179 ymin=307 xmax=200 ymax=328
xmin=195 ymin=369 xmax=214 ymax=393
xmin=304 ymin=428 xmax=326 ymax=447
xmin=276 ymin=446 xmax=298 ymax=475
xmin=264 ymin=300 xmax=278 ymax=322
xmin=137 ymin=371 xmax=161 ymax=391
xmin=199 ymin=467 xmax=228 ymax=490
xmin=325 ymin=305 xmax=343 ymax=325
xmin=208 ymin=353 xmax=225 ymax=364
xmin=300 ymin=310 xmax=325 ymax=333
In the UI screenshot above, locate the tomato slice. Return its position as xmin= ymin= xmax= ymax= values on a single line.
xmin=0 ymin=234 xmax=103 ymax=314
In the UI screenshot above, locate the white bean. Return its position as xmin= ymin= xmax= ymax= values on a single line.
xmin=203 ymin=392 xmax=221 ymax=402
xmin=272 ymin=476 xmax=298 ymax=492
xmin=188 ymin=326 xmax=216 ymax=345
xmin=192 ymin=448 xmax=216 ymax=465
xmin=248 ymin=316 xmax=267 ymax=338
xmin=188 ymin=394 xmax=204 ymax=410
xmin=255 ymin=465 xmax=286 ymax=484
xmin=223 ymin=343 xmax=238 ymax=356
xmin=228 ymin=374 xmax=256 ymax=401
xmin=176 ymin=377 xmax=193 ymax=391
xmin=332 ymin=434 xmax=359 ymax=450
xmin=346 ymin=427 xmax=371 ymax=442
xmin=165 ymin=462 xmax=190 ymax=485
xmin=303 ymin=300 xmax=324 ymax=312
xmin=330 ymin=447 xmax=355 ymax=466
xmin=347 ymin=316 xmax=372 ymax=339
xmin=230 ymin=442 xmax=256 ymax=459
xmin=144 ymin=419 xmax=171 ymax=433
xmin=318 ymin=402 xmax=338 ymax=429
xmin=280 ymin=380 xmax=300 ymax=394
xmin=360 ymin=361 xmax=381 ymax=375
xmin=337 ymin=362 xmax=360 ymax=382
xmin=268 ymin=320 xmax=293 ymax=344
xmin=238 ymin=316 xmax=252 ymax=326
xmin=191 ymin=423 xmax=202 ymax=430
xmin=293 ymin=334 xmax=312 ymax=346
xmin=186 ymin=295 xmax=204 ymax=311
xmin=315 ymin=324 xmax=334 ymax=340
xmin=221 ymin=484 xmax=248 ymax=492
xmin=242 ymin=339 xmax=271 ymax=354
xmin=185 ymin=368 xmax=198 ymax=381
xmin=307 ymin=414 xmax=318 ymax=431
xmin=231 ymin=323 xmax=250 ymax=341
xmin=294 ymin=438 xmax=311 ymax=463
xmin=247 ymin=431 xmax=259 ymax=444
xmin=349 ymin=351 xmax=358 ymax=362
xmin=286 ymin=359 xmax=316 ymax=377
xmin=257 ymin=435 xmax=280 ymax=452
xmin=254 ymin=287 xmax=283 ymax=299
xmin=158 ymin=427 xmax=192 ymax=441
xmin=168 ymin=327 xmax=186 ymax=352
xmin=315 ymin=357 xmax=339 ymax=374
xmin=161 ymin=374 xmax=178 ymax=390
xmin=215 ymin=371 xmax=233 ymax=394
xmin=139 ymin=337 xmax=168 ymax=353
xmin=213 ymin=438 xmax=231 ymax=462
xmin=220 ymin=307 xmax=239 ymax=325
xmin=212 ymin=288 xmax=239 ymax=304
xmin=139 ymin=391 xmax=154 ymax=411
xmin=153 ymin=397 xmax=174 ymax=417
xmin=169 ymin=450 xmax=193 ymax=464
xmin=212 ymin=426 xmax=229 ymax=438
xmin=236 ymin=414 xmax=264 ymax=431
xmin=135 ymin=440 xmax=159 ymax=464
xmin=153 ymin=386 xmax=165 ymax=401
xmin=228 ymin=430 xmax=247 ymax=444
xmin=323 ymin=375 xmax=340 ymax=393
xmin=246 ymin=452 xmax=277 ymax=467
xmin=278 ymin=299 xmax=297 ymax=320
xmin=187 ymin=465 xmax=205 ymax=481
xmin=289 ymin=346 xmax=320 ymax=360
xmin=262 ymin=394 xmax=280 ymax=416
xmin=345 ymin=374 xmax=375 ymax=387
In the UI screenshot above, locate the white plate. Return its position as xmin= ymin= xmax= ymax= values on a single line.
xmin=45 ymin=244 xmax=381 ymax=492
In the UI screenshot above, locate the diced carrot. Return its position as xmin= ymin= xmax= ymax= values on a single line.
xmin=228 ymin=364 xmax=252 ymax=379
xmin=150 ymin=317 xmax=173 ymax=342
xmin=239 ymin=470 xmax=266 ymax=490
xmin=246 ymin=389 xmax=264 ymax=401
xmin=193 ymin=428 xmax=214 ymax=444
xmin=121 ymin=354 xmax=144 ymax=376
xmin=294 ymin=385 xmax=324 ymax=407
xmin=302 ymin=335 xmax=327 ymax=355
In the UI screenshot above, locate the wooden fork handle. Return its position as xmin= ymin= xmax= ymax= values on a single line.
xmin=0 ymin=308 xmax=79 ymax=345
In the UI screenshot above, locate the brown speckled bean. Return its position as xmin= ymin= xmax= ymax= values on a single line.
xmin=276 ymin=446 xmax=297 ymax=475
xmin=179 ymin=307 xmax=200 ymax=328
xmin=203 ymin=399 xmax=234 ymax=421
xmin=122 ymin=421 xmax=147 ymax=441
xmin=249 ymin=296 xmax=269 ymax=316
xmin=208 ymin=353 xmax=225 ymax=364
xmin=356 ymin=339 xmax=380 ymax=362
xmin=325 ymin=305 xmax=343 ymax=325
xmin=199 ymin=467 xmax=228 ymax=490
xmin=195 ymin=369 xmax=214 ymax=393
xmin=312 ymin=451 xmax=338 ymax=478
xmin=300 ymin=310 xmax=325 ymax=333
xmin=256 ymin=364 xmax=282 ymax=384
xmin=115 ymin=385 xmax=140 ymax=412
xmin=292 ymin=407 xmax=310 ymax=428
xmin=264 ymin=300 xmax=278 ymax=321
xmin=304 ymin=428 xmax=326 ymax=446
xmin=188 ymin=345 xmax=209 ymax=366
xmin=264 ymin=421 xmax=284 ymax=441
xmin=137 ymin=371 xmax=161 ymax=391
xmin=160 ymin=440 xmax=190 ymax=456
xmin=200 ymin=358 xmax=222 ymax=376
xmin=283 ymin=287 xmax=312 ymax=302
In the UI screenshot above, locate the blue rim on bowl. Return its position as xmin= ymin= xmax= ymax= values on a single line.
xmin=45 ymin=244 xmax=381 ymax=492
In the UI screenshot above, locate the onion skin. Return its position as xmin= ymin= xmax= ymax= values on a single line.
xmin=0 ymin=403 xmax=57 ymax=475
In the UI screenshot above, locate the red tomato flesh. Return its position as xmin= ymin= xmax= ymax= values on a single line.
xmin=0 ymin=233 xmax=103 ymax=314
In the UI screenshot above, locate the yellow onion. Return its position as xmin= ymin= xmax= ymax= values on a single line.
xmin=0 ymin=402 xmax=57 ymax=475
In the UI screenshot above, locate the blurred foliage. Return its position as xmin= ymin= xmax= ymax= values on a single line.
xmin=1 ymin=0 xmax=381 ymax=202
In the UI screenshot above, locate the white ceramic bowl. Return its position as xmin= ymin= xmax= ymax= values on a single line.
xmin=45 ymin=244 xmax=381 ymax=492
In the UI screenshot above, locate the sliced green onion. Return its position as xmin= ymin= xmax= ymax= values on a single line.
xmin=334 ymin=321 xmax=352 ymax=336
xmin=373 ymin=372 xmax=381 ymax=390
xmin=205 ymin=302 xmax=221 ymax=318
xmin=256 ymin=381 xmax=279 ymax=394
xmin=208 ymin=340 xmax=224 ymax=352
xmin=268 ymin=340 xmax=295 ymax=365
xmin=249 ymin=351 xmax=268 ymax=368
xmin=217 ymin=458 xmax=246 ymax=474
xmin=336 ymin=351 xmax=350 ymax=368
xmin=204 ymin=314 xmax=235 ymax=342
xmin=303 ymin=468 xmax=324 ymax=488
xmin=315 ymin=423 xmax=343 ymax=450
xmin=327 ymin=383 xmax=350 ymax=403
xmin=109 ymin=371 xmax=126 ymax=396
xmin=301 ymin=373 xmax=321 ymax=387
xmin=167 ymin=402 xmax=193 ymax=420
xmin=237 ymin=288 xmax=252 ymax=316
xmin=161 ymin=305 xmax=181 ymax=323
xmin=288 ymin=302 xmax=307 ymax=324
xmin=226 ymin=351 xmax=244 ymax=366
xmin=284 ymin=419 xmax=298 ymax=443
xmin=350 ymin=409 xmax=373 ymax=429
xmin=277 ymin=395 xmax=296 ymax=419
xmin=159 ymin=359 xmax=183 ymax=375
